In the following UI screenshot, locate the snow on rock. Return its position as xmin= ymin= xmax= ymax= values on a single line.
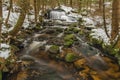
xmin=93 ymin=16 xmax=103 ymax=26
xmin=68 ymin=12 xmax=82 ymax=19
xmin=90 ymin=28 xmax=110 ymax=44
xmin=61 ymin=15 xmax=77 ymax=23
xmin=83 ymin=17 xmax=95 ymax=28
xmin=55 ymin=5 xmax=74 ymax=13
xmin=60 ymin=5 xmax=73 ymax=13
xmin=1 ymin=43 xmax=10 ymax=48
xmin=0 ymin=43 xmax=10 ymax=59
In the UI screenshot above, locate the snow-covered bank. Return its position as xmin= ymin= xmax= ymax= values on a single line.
xmin=2 ymin=8 xmax=35 ymax=33
xmin=90 ymin=28 xmax=110 ymax=44
xmin=0 ymin=43 xmax=10 ymax=59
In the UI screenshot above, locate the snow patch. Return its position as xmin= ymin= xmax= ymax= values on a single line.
xmin=60 ymin=5 xmax=73 ymax=13
xmin=0 ymin=43 xmax=10 ymax=59
xmin=83 ymin=17 xmax=95 ymax=28
xmin=90 ymin=28 xmax=110 ymax=44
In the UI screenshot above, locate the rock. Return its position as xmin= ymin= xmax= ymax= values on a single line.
xmin=73 ymin=28 xmax=80 ymax=33
xmin=48 ymin=45 xmax=60 ymax=54
xmin=64 ymin=39 xmax=74 ymax=47
xmin=47 ymin=38 xmax=64 ymax=46
xmin=74 ymin=59 xmax=87 ymax=69
xmin=16 ymin=71 xmax=28 ymax=80
xmin=64 ymin=34 xmax=75 ymax=41
xmin=65 ymin=53 xmax=77 ymax=62
xmin=64 ymin=34 xmax=75 ymax=47
xmin=91 ymin=75 xmax=101 ymax=80
xmin=44 ymin=29 xmax=57 ymax=35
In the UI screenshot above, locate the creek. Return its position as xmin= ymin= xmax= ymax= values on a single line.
xmin=7 ymin=11 xmax=120 ymax=80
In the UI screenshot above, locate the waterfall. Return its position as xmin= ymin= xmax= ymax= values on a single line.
xmin=50 ymin=10 xmax=66 ymax=20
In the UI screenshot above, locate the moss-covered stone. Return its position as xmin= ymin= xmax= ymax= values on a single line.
xmin=64 ymin=39 xmax=74 ymax=47
xmin=64 ymin=34 xmax=75 ymax=47
xmin=73 ymin=28 xmax=80 ymax=33
xmin=65 ymin=53 xmax=77 ymax=62
xmin=78 ymin=30 xmax=84 ymax=35
xmin=69 ymin=23 xmax=77 ymax=27
xmin=64 ymin=34 xmax=75 ymax=41
xmin=55 ymin=27 xmax=63 ymax=32
xmin=48 ymin=45 xmax=59 ymax=54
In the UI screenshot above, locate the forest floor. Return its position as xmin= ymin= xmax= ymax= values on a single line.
xmin=1 ymin=3 xmax=120 ymax=80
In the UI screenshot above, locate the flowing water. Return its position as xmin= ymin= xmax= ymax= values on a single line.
xmin=49 ymin=10 xmax=66 ymax=20
xmin=12 ymin=28 xmax=119 ymax=80
xmin=7 ymin=12 xmax=120 ymax=80
xmin=18 ymin=41 xmax=78 ymax=80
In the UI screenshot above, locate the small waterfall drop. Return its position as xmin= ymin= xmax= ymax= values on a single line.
xmin=50 ymin=10 xmax=66 ymax=20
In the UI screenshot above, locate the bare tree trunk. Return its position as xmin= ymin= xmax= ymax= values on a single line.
xmin=103 ymin=0 xmax=110 ymax=38
xmin=9 ymin=12 xmax=26 ymax=36
xmin=111 ymin=0 xmax=119 ymax=42
xmin=34 ymin=0 xmax=37 ymax=24
xmin=0 ymin=0 xmax=2 ymax=48
xmin=70 ymin=0 xmax=72 ymax=7
xmin=99 ymin=0 xmax=103 ymax=11
xmin=5 ymin=0 xmax=12 ymax=26
xmin=9 ymin=0 xmax=29 ymax=36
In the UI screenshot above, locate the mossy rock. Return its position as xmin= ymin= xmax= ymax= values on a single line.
xmin=73 ymin=28 xmax=80 ymax=33
xmin=64 ymin=34 xmax=75 ymax=41
xmin=69 ymin=23 xmax=77 ymax=27
xmin=55 ymin=27 xmax=63 ymax=32
xmin=64 ymin=39 xmax=74 ymax=47
xmin=78 ymin=30 xmax=84 ymax=35
xmin=65 ymin=53 xmax=77 ymax=62
xmin=48 ymin=45 xmax=59 ymax=54
xmin=64 ymin=30 xmax=73 ymax=34
xmin=35 ymin=25 xmax=42 ymax=30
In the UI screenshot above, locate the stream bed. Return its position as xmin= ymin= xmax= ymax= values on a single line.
xmin=7 ymin=25 xmax=120 ymax=80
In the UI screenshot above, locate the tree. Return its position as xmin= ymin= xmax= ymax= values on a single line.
xmin=70 ymin=0 xmax=73 ymax=7
xmin=9 ymin=0 xmax=30 ymax=36
xmin=5 ymin=0 xmax=13 ymax=26
xmin=34 ymin=0 xmax=37 ymax=24
xmin=103 ymin=0 xmax=110 ymax=38
xmin=111 ymin=0 xmax=120 ymax=45
xmin=99 ymin=0 xmax=103 ymax=11
xmin=0 ymin=0 xmax=2 ymax=48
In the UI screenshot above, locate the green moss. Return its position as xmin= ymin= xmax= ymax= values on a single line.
xmin=64 ymin=39 xmax=74 ymax=47
xmin=70 ymin=23 xmax=77 ymax=27
xmin=49 ymin=45 xmax=59 ymax=54
xmin=64 ymin=34 xmax=75 ymax=47
xmin=65 ymin=53 xmax=77 ymax=62
xmin=73 ymin=28 xmax=80 ymax=33
xmin=55 ymin=27 xmax=63 ymax=32
xmin=78 ymin=30 xmax=84 ymax=35
xmin=36 ymin=25 xmax=42 ymax=30
xmin=64 ymin=34 xmax=74 ymax=41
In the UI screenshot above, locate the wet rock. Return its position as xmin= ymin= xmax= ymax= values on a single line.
xmin=37 ymin=34 xmax=51 ymax=41
xmin=55 ymin=27 xmax=63 ymax=32
xmin=47 ymin=37 xmax=64 ymax=46
xmin=64 ymin=34 xmax=75 ymax=41
xmin=74 ymin=59 xmax=87 ymax=69
xmin=64 ymin=34 xmax=75 ymax=47
xmin=64 ymin=39 xmax=74 ymax=47
xmin=44 ymin=29 xmax=58 ymax=35
xmin=65 ymin=53 xmax=78 ymax=62
xmin=16 ymin=71 xmax=28 ymax=80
